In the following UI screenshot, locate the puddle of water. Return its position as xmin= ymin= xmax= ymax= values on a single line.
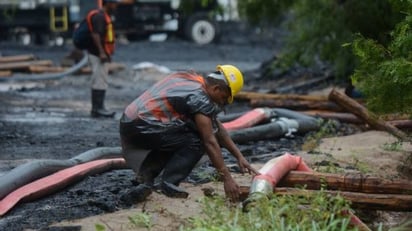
xmin=0 ymin=82 xmax=45 ymax=92
xmin=1 ymin=110 xmax=92 ymax=123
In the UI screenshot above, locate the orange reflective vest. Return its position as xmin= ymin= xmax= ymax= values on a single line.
xmin=86 ymin=9 xmax=115 ymax=55
xmin=125 ymin=72 xmax=212 ymax=125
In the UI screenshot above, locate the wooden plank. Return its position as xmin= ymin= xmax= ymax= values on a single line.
xmin=277 ymin=171 xmax=412 ymax=195
xmin=0 ymin=60 xmax=53 ymax=71
xmin=236 ymin=91 xmax=329 ymax=102
xmin=0 ymin=54 xmax=36 ymax=63
xmin=28 ymin=66 xmax=66 ymax=73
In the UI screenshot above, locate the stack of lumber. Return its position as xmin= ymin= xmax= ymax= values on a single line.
xmin=0 ymin=53 xmax=125 ymax=78
xmin=0 ymin=54 xmax=54 ymax=77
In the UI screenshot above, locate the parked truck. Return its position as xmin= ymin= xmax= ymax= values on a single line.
xmin=0 ymin=0 xmax=225 ymax=46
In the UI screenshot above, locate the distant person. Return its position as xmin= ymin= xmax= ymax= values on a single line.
xmin=86 ymin=0 xmax=120 ymax=118
xmin=119 ymin=65 xmax=259 ymax=203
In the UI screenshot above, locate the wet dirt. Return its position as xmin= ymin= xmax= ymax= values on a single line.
xmin=0 ymin=25 xmax=410 ymax=231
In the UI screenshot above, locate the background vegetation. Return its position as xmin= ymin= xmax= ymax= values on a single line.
xmin=237 ymin=0 xmax=412 ymax=115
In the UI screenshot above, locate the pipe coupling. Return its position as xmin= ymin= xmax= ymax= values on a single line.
xmin=250 ymin=178 xmax=273 ymax=195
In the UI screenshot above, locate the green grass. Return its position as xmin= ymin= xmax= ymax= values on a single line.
xmin=382 ymin=141 xmax=403 ymax=152
xmin=181 ymin=190 xmax=361 ymax=231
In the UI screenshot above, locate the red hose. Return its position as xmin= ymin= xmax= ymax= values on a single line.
xmin=223 ymin=108 xmax=272 ymax=131
xmin=0 ymin=158 xmax=126 ymax=216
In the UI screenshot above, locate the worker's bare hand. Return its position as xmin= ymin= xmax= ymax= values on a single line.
xmin=223 ymin=176 xmax=240 ymax=202
xmin=237 ymin=156 xmax=259 ymax=175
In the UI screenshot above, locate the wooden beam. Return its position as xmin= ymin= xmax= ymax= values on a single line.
xmin=328 ymin=88 xmax=410 ymax=141
xmin=236 ymin=91 xmax=328 ymax=102
xmin=0 ymin=60 xmax=53 ymax=71
xmin=28 ymin=66 xmax=66 ymax=73
xmin=277 ymin=171 xmax=412 ymax=195
xmin=0 ymin=71 xmax=12 ymax=77
xmin=0 ymin=54 xmax=36 ymax=63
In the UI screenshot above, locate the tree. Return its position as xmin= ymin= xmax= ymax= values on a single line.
xmin=238 ymin=0 xmax=412 ymax=115
xmin=237 ymin=0 xmax=406 ymax=79
xmin=351 ymin=14 xmax=412 ymax=115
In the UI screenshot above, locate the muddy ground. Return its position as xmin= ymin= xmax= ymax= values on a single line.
xmin=0 ymin=23 xmax=411 ymax=231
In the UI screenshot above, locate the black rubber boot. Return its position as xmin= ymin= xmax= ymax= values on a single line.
xmin=120 ymin=184 xmax=152 ymax=206
xmin=136 ymin=150 xmax=173 ymax=186
xmin=160 ymin=148 xmax=204 ymax=198
xmin=160 ymin=181 xmax=189 ymax=198
xmin=91 ymin=89 xmax=115 ymax=118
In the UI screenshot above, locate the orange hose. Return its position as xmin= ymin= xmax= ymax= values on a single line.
xmin=223 ymin=108 xmax=272 ymax=131
xmin=0 ymin=158 xmax=126 ymax=216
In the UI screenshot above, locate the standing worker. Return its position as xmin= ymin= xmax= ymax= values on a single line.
xmin=87 ymin=0 xmax=119 ymax=118
xmin=119 ymin=64 xmax=259 ymax=203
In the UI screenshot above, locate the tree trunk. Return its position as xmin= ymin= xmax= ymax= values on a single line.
xmin=328 ymin=88 xmax=411 ymax=141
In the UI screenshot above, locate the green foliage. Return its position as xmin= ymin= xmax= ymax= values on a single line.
xmin=382 ymin=141 xmax=403 ymax=151
xmin=182 ymin=192 xmax=357 ymax=231
xmin=351 ymin=14 xmax=412 ymax=114
xmin=179 ymin=0 xmax=223 ymax=16
xmin=237 ymin=0 xmax=295 ymax=24
xmin=237 ymin=0 xmax=406 ymax=79
xmin=94 ymin=223 xmax=106 ymax=231
xmin=128 ymin=212 xmax=153 ymax=230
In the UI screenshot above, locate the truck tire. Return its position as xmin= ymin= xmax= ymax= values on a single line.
xmin=184 ymin=13 xmax=218 ymax=45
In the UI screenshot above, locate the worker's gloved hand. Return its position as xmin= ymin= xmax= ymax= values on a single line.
xmin=222 ymin=174 xmax=240 ymax=202
xmin=237 ymin=156 xmax=259 ymax=176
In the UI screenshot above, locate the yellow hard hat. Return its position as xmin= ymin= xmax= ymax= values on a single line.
xmin=216 ymin=64 xmax=244 ymax=104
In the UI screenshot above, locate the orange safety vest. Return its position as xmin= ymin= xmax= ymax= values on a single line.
xmin=125 ymin=72 xmax=207 ymax=123
xmin=86 ymin=9 xmax=115 ymax=55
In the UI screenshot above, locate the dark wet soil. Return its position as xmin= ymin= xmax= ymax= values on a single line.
xmin=0 ymin=23 xmax=356 ymax=231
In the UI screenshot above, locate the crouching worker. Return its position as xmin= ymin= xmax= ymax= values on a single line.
xmin=119 ymin=64 xmax=258 ymax=204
